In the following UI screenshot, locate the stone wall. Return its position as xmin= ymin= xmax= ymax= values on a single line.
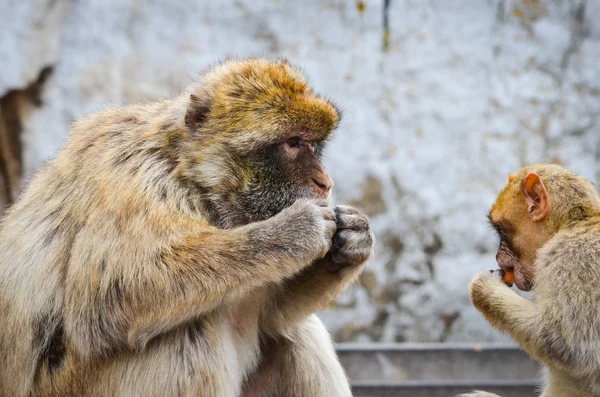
xmin=2 ymin=0 xmax=599 ymax=342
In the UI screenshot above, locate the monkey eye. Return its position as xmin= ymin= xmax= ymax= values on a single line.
xmin=283 ymin=137 xmax=318 ymax=157
xmin=287 ymin=137 xmax=302 ymax=148
xmin=493 ymin=226 xmax=505 ymax=241
xmin=283 ymin=137 xmax=303 ymax=158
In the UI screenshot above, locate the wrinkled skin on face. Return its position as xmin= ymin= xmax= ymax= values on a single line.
xmin=202 ymin=135 xmax=333 ymax=229
xmin=238 ymin=137 xmax=332 ymax=222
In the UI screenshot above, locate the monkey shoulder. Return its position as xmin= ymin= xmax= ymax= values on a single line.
xmin=535 ymin=220 xmax=600 ymax=309
xmin=539 ymin=220 xmax=600 ymax=268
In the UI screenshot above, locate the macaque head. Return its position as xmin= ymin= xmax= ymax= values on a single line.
xmin=180 ymin=58 xmax=340 ymax=227
xmin=488 ymin=164 xmax=600 ymax=291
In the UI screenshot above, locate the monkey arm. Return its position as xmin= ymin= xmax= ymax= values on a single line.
xmin=259 ymin=205 xmax=373 ymax=336
xmin=258 ymin=255 xmax=365 ymax=336
xmin=65 ymin=201 xmax=336 ymax=357
xmin=470 ymin=270 xmax=594 ymax=375
xmin=470 ymin=272 xmax=539 ymax=340
xmin=243 ymin=314 xmax=352 ymax=397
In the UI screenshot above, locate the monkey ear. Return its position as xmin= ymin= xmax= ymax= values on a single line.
xmin=521 ymin=172 xmax=549 ymax=222
xmin=185 ymin=94 xmax=211 ymax=133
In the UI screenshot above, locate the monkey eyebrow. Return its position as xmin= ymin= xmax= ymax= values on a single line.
xmin=297 ymin=131 xmax=326 ymax=143
xmin=487 ymin=214 xmax=516 ymax=243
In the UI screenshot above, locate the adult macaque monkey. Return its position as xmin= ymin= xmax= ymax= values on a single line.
xmin=463 ymin=164 xmax=600 ymax=397
xmin=0 ymin=58 xmax=374 ymax=397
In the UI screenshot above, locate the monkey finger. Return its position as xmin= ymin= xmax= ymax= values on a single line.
xmin=325 ymin=257 xmax=346 ymax=272
xmin=320 ymin=206 xmax=337 ymax=222
xmin=331 ymin=247 xmax=370 ymax=266
xmin=335 ymin=229 xmax=373 ymax=248
xmin=336 ymin=213 xmax=369 ymax=231
xmin=324 ymin=219 xmax=337 ymax=238
xmin=490 ymin=269 xmax=504 ymax=279
xmin=334 ymin=205 xmax=361 ymax=216
xmin=473 ymin=269 xmax=506 ymax=286
xmin=330 ymin=231 xmax=372 ymax=264
xmin=312 ymin=199 xmax=330 ymax=208
xmin=330 ymin=232 xmax=345 ymax=251
xmin=330 ymin=249 xmax=348 ymax=265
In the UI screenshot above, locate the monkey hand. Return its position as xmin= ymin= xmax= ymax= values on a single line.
xmin=256 ymin=205 xmax=372 ymax=333
xmin=469 ymin=269 xmax=509 ymax=313
xmin=264 ymin=199 xmax=337 ymax=269
xmin=325 ymin=205 xmax=374 ymax=274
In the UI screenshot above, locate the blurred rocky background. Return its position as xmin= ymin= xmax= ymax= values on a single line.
xmin=1 ymin=0 xmax=599 ymax=344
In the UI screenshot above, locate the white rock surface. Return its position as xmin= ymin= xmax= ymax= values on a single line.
xmin=3 ymin=0 xmax=600 ymax=342
xmin=0 ymin=0 xmax=68 ymax=94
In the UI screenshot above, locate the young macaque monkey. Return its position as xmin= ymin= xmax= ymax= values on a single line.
xmin=463 ymin=164 xmax=600 ymax=397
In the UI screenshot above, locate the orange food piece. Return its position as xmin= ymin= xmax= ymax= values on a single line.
xmin=503 ymin=269 xmax=515 ymax=285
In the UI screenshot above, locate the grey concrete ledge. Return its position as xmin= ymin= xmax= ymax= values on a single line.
xmin=337 ymin=342 xmax=522 ymax=351
xmin=351 ymin=380 xmax=540 ymax=397
xmin=336 ymin=343 xmax=541 ymax=383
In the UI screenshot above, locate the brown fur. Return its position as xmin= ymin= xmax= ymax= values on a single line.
xmin=0 ymin=58 xmax=372 ymax=397
xmin=465 ymin=164 xmax=600 ymax=397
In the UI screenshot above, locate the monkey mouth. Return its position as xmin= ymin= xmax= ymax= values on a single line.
xmin=498 ymin=267 xmax=514 ymax=287
xmin=514 ymin=266 xmax=533 ymax=292
xmin=498 ymin=264 xmax=514 ymax=272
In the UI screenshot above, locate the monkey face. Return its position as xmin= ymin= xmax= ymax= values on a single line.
xmin=488 ymin=170 xmax=555 ymax=291
xmin=490 ymin=223 xmax=533 ymax=291
xmin=181 ymin=58 xmax=341 ymax=229
xmin=488 ymin=190 xmax=534 ymax=291
xmin=279 ymin=136 xmax=333 ymax=199
xmin=189 ymin=134 xmax=334 ymax=229
xmin=233 ymin=136 xmax=333 ymax=225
